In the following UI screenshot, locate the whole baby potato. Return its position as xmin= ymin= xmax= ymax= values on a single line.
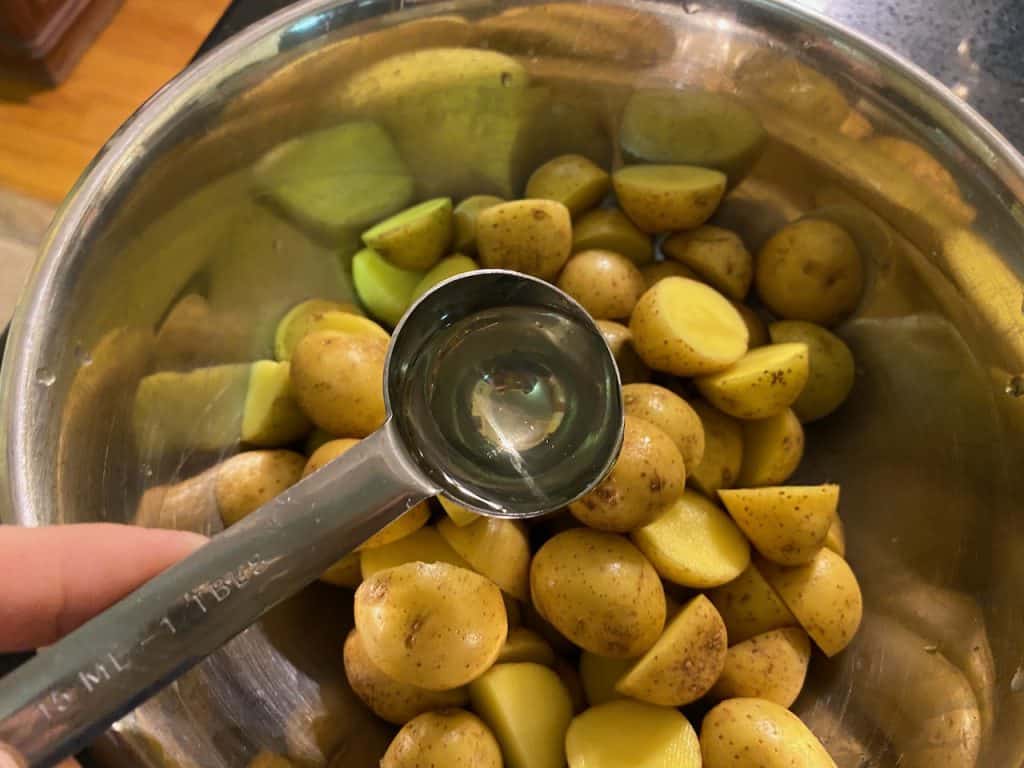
xmin=622 ymin=383 xmax=705 ymax=469
xmin=557 ymin=250 xmax=646 ymax=320
xmin=343 ymin=630 xmax=468 ymax=725
xmin=381 ymin=709 xmax=502 ymax=768
xmin=525 ymin=154 xmax=610 ymax=217
xmin=354 ymin=561 xmax=507 ymax=690
xmin=596 ymin=321 xmax=650 ymax=384
xmin=291 ymin=330 xmax=387 ymax=436
xmin=755 ymin=218 xmax=864 ymax=326
xmin=530 ymin=529 xmax=666 ymax=657
xmin=476 ymin=199 xmax=572 ymax=279
xmin=662 ymin=225 xmax=753 ymax=301
xmin=215 ymin=450 xmax=305 ymax=527
xmin=569 ymin=416 xmax=685 ymax=532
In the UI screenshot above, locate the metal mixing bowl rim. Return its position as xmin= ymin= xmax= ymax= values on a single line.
xmin=3 ymin=0 xmax=1023 ymax=526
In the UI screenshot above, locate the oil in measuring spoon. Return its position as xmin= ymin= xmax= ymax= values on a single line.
xmin=402 ymin=305 xmax=620 ymax=515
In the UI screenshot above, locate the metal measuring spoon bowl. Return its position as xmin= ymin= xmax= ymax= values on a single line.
xmin=0 ymin=269 xmax=624 ymax=768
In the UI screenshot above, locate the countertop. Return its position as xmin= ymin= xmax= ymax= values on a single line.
xmin=197 ymin=0 xmax=1024 ymax=152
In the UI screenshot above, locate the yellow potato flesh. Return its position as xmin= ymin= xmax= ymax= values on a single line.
xmin=689 ymin=401 xmax=744 ymax=495
xmin=718 ymin=484 xmax=837 ymax=565
xmin=695 ymin=343 xmax=809 ymax=419
xmin=824 ymin=515 xmax=846 ymax=556
xmin=566 ymin=700 xmax=701 ymax=768
xmin=439 ymin=495 xmax=480 ymax=526
xmin=738 ymin=408 xmax=804 ymax=487
xmin=709 ymin=627 xmax=811 ymax=708
xmin=320 ymin=552 xmax=362 ymax=588
xmin=707 ymin=563 xmax=796 ymax=644
xmin=274 ymin=298 xmax=359 ymax=361
xmin=525 ymin=154 xmax=610 ymax=217
xmin=359 ymin=525 xmax=470 ymax=579
xmin=768 ymin=320 xmax=856 ymax=422
xmin=622 ymin=383 xmax=705 ymax=469
xmin=437 ymin=516 xmax=531 ymax=600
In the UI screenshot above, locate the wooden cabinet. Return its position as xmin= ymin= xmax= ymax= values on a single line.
xmin=0 ymin=0 xmax=123 ymax=84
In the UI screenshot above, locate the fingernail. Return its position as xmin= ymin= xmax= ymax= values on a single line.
xmin=0 ymin=744 xmax=26 ymax=768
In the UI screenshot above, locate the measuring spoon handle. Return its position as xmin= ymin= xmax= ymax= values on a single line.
xmin=0 ymin=419 xmax=436 ymax=768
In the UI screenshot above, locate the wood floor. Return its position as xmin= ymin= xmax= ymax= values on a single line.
xmin=0 ymin=0 xmax=234 ymax=203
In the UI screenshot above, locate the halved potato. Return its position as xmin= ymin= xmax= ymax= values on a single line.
xmin=701 ymin=697 xmax=837 ymax=768
xmin=640 ymin=260 xmax=697 ymax=289
xmin=498 ymin=627 xmax=557 ymax=666
xmin=572 ymin=208 xmax=653 ymax=265
xmin=597 ymin=320 xmax=650 ymax=384
xmin=629 ymin=277 xmax=748 ymax=376
xmin=689 ymin=401 xmax=744 ymax=496
xmin=579 ymin=652 xmax=633 ymax=707
xmin=351 ymin=248 xmax=423 ymax=327
xmin=613 ymin=164 xmax=727 ymax=233
xmin=622 ymin=383 xmax=705 ymax=469
xmin=410 ymin=254 xmax=478 ymax=302
xmin=303 ymin=437 xmax=360 ymax=477
xmin=320 ymin=552 xmax=362 ymax=588
xmin=707 ymin=562 xmax=796 ymax=644
xmin=438 ymin=495 xmax=479 ymax=527
xmin=566 ymin=700 xmax=701 ymax=768
xmin=277 ymin=310 xmax=389 ymax=361
xmin=453 ymin=195 xmax=504 ymax=254
xmin=662 ymin=226 xmax=753 ymax=301
xmin=719 ymin=485 xmax=837 ymax=565
xmin=360 ymin=525 xmax=469 ymax=579
xmin=361 ymin=197 xmax=453 ymax=271
xmin=738 ymin=408 xmax=804 ymax=487
xmin=616 ymin=595 xmax=727 ymax=706
xmin=759 ymin=548 xmax=863 ymax=657
xmin=241 ymin=361 xmax=311 ymax=447
xmin=732 ymin=302 xmax=769 ymax=348
xmin=437 ymin=516 xmax=531 ymax=600
xmin=274 ymin=299 xmax=360 ymax=361
xmin=708 ymin=627 xmax=811 ymax=708
xmin=525 ymin=154 xmax=610 ymax=217
xmin=824 ymin=515 xmax=846 ymax=556
xmin=631 ymin=490 xmax=750 ymax=588
xmin=695 ymin=343 xmax=809 ymax=419
xmin=768 ymin=320 xmax=855 ymax=422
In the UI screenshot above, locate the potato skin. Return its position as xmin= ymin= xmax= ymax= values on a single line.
xmin=707 ymin=563 xmax=796 ymax=644
xmin=663 ymin=225 xmax=752 ymax=301
xmin=569 ymin=416 xmax=685 ymax=532
xmin=381 ymin=709 xmax=502 ymax=768
xmin=476 ymin=199 xmax=572 ymax=279
xmin=738 ymin=409 xmax=804 ymax=487
xmin=768 ymin=320 xmax=855 ymax=422
xmin=354 ymin=562 xmax=507 ymax=689
xmin=613 ymin=164 xmax=727 ymax=233
xmin=695 ymin=343 xmax=809 ymax=420
xmin=557 ymin=250 xmax=646 ymax=320
xmin=708 ymin=627 xmax=811 ymax=708
xmin=525 ymin=154 xmax=610 ymax=217
xmin=755 ymin=218 xmax=864 ymax=326
xmin=291 ymin=330 xmax=387 ymax=437
xmin=530 ymin=529 xmax=666 ymax=657
xmin=689 ymin=401 xmax=743 ymax=496
xmin=622 ymin=383 xmax=705 ymax=469
xmin=215 ymin=450 xmax=305 ymax=526
xmin=303 ymin=437 xmax=360 ymax=477
xmin=597 ymin=320 xmax=650 ymax=384
xmin=343 ymin=630 xmax=467 ymax=725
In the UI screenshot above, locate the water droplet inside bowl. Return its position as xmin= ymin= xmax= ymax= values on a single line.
xmin=35 ymin=367 xmax=56 ymax=387
xmin=1006 ymin=374 xmax=1024 ymax=398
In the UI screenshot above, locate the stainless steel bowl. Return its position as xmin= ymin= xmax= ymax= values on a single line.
xmin=2 ymin=0 xmax=1022 ymax=766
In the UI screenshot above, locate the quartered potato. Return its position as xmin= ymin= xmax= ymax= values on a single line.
xmin=351 ymin=248 xmax=423 ymax=327
xmin=438 ymin=495 xmax=480 ymax=527
xmin=613 ymin=164 xmax=727 ymax=233
xmin=525 ymin=154 xmax=610 ymax=217
xmin=579 ymin=652 xmax=633 ymax=706
xmin=360 ymin=525 xmax=469 ymax=579
xmin=303 ymin=437 xmax=360 ymax=477
xmin=354 ymin=562 xmax=507 ymax=689
xmin=568 ymin=415 xmax=685 ymax=532
xmin=631 ymin=490 xmax=750 ymax=589
xmin=320 ymin=552 xmax=362 ymax=588
xmin=701 ymin=697 xmax=838 ymax=768
xmin=572 ymin=207 xmax=653 ymax=265
xmin=361 ymin=197 xmax=453 ymax=271
xmin=241 ymin=360 xmax=311 ymax=447
xmin=410 ymin=254 xmax=478 ymax=302
xmin=630 ymin=277 xmax=749 ymax=376
xmin=709 ymin=627 xmax=811 ymax=708
xmin=823 ymin=515 xmax=846 ymax=556
xmin=768 ymin=321 xmax=855 ymax=422
xmin=476 ymin=199 xmax=573 ymax=279
xmin=596 ymin=320 xmax=650 ymax=384
xmin=622 ymin=383 xmax=705 ymax=469
xmin=616 ymin=595 xmax=727 ymax=706
xmin=738 ymin=408 xmax=804 ymax=487
xmin=215 ymin=450 xmax=305 ymax=527
xmin=759 ymin=548 xmax=863 ymax=657
xmin=530 ymin=529 xmax=666 ymax=657
xmin=437 ymin=516 xmax=531 ymax=600
xmin=274 ymin=298 xmax=361 ymax=361
xmin=359 ymin=503 xmax=432 ymax=551
xmin=719 ymin=485 xmax=837 ymax=565
xmin=557 ymin=250 xmax=646 ymax=320
xmin=381 ymin=709 xmax=502 ymax=768
xmin=566 ymin=700 xmax=701 ymax=768
xmin=453 ymin=195 xmax=504 ymax=254
xmin=662 ymin=225 xmax=753 ymax=301
xmin=469 ymin=662 xmax=574 ymax=768
xmin=497 ymin=627 xmax=557 ymax=667
xmin=276 ymin=307 xmax=388 ymax=362
xmin=639 ymin=260 xmax=697 ymax=289
xmin=707 ymin=562 xmax=796 ymax=644
xmin=343 ymin=630 xmax=468 ymax=725
xmin=732 ymin=302 xmax=769 ymax=348
xmin=689 ymin=401 xmax=744 ymax=496
xmin=695 ymin=343 xmax=810 ymax=420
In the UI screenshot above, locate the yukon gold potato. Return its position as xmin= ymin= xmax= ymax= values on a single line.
xmin=360 ymin=525 xmax=469 ymax=579
xmin=707 ymin=563 xmax=796 ymax=644
xmin=569 ymin=416 xmax=685 ymax=532
xmin=525 ymin=154 xmax=610 ymax=217
xmin=241 ymin=361 xmax=311 ymax=447
xmin=320 ymin=552 xmax=362 ymax=588
xmin=736 ymin=50 xmax=849 ymax=128
xmin=769 ymin=321 xmax=855 ymax=422
xmin=498 ymin=628 xmax=557 ymax=667
xmin=732 ymin=302 xmax=769 ymax=347
xmin=438 ymin=495 xmax=479 ymax=527
xmin=343 ymin=630 xmax=468 ymax=725
xmin=824 ymin=515 xmax=846 ymax=556
xmin=572 ymin=208 xmax=653 ymax=265
xmin=215 ymin=450 xmax=305 ymax=527
xmin=738 ymin=408 xmax=804 ymax=487
xmin=437 ymin=516 xmax=531 ymax=600
xmin=566 ymin=700 xmax=702 ymax=768
xmin=352 ymin=248 xmax=423 ymax=327
xmin=755 ymin=219 xmax=864 ymax=326
xmin=291 ymin=330 xmax=387 ymax=436
xmin=663 ymin=226 xmax=753 ymax=301
xmin=596 ymin=320 xmax=650 ymax=384
xmin=361 ymin=197 xmax=453 ymax=271
xmin=701 ymin=697 xmax=838 ymax=768
xmin=302 ymin=437 xmax=360 ymax=477
xmin=453 ymin=195 xmax=504 ymax=254
xmin=579 ymin=652 xmax=633 ymax=706
xmin=277 ymin=310 xmax=389 ymax=362
xmin=476 ymin=200 xmax=572 ymax=279
xmin=632 ymin=490 xmax=750 ymax=588
xmin=630 ymin=277 xmax=749 ymax=376
xmin=695 ymin=343 xmax=809 ymax=420
xmin=381 ymin=709 xmax=501 ymax=768
xmin=354 ymin=562 xmax=507 ymax=689
xmin=249 ymin=752 xmax=294 ymax=768
xmin=622 ymin=383 xmax=705 ymax=469
xmin=689 ymin=401 xmax=744 ymax=495
xmin=616 ymin=595 xmax=727 ymax=706
xmin=719 ymin=485 xmax=837 ymax=565
xmin=360 ymin=503 xmax=433 ymax=549
xmin=557 ymin=250 xmax=646 ymax=320
xmin=410 ymin=254 xmax=477 ymax=302
xmin=613 ymin=165 xmax=727 ymax=233
xmin=640 ymin=260 xmax=697 ymax=289
xmin=759 ymin=548 xmax=863 ymax=657
xmin=709 ymin=627 xmax=811 ymax=708
xmin=867 ymin=135 xmax=960 ymax=199
xmin=469 ymin=662 xmax=574 ymax=768
xmin=530 ymin=529 xmax=666 ymax=657
xmin=274 ymin=298 xmax=363 ymax=361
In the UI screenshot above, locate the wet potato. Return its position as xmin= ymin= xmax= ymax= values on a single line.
xmin=621 ymin=383 xmax=705 ymax=469
xmin=557 ymin=250 xmax=646 ymax=320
